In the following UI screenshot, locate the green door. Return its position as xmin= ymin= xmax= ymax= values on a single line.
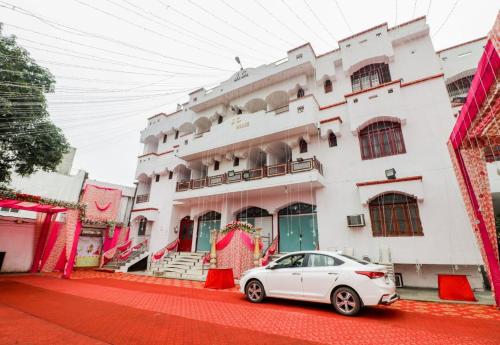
xmin=279 ymin=214 xmax=318 ymax=252
xmin=278 ymin=203 xmax=318 ymax=253
xmin=196 ymin=219 xmax=220 ymax=252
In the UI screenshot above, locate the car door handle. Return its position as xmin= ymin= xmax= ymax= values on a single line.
xmin=292 ymin=272 xmax=301 ymax=275
xmin=328 ymin=272 xmax=338 ymax=275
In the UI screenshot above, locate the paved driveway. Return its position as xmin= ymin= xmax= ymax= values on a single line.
xmin=0 ymin=272 xmax=499 ymax=344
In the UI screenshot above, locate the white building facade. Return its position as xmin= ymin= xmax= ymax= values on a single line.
xmin=132 ymin=17 xmax=488 ymax=289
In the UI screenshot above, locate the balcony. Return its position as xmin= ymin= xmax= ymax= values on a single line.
xmin=135 ymin=150 xmax=183 ymax=179
xmin=176 ymin=95 xmax=320 ymax=160
xmin=176 ymin=157 xmax=323 ymax=193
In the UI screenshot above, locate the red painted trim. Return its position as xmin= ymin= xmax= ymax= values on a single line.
xmin=131 ymin=207 xmax=159 ymax=213
xmin=339 ymin=23 xmax=388 ymax=43
xmin=388 ymin=16 xmax=426 ymax=31
xmin=138 ymin=148 xmax=175 ymax=159
xmin=436 ymin=36 xmax=487 ymax=54
xmin=356 ymin=176 xmax=422 ymax=187
xmin=401 ymin=73 xmax=444 ymax=87
xmin=320 ymin=116 xmax=343 ymax=124
xmin=345 ymin=80 xmax=401 ymax=98
xmin=319 ymin=100 xmax=347 ymax=111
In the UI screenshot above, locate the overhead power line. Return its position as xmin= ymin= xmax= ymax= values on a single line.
xmin=432 ymin=0 xmax=460 ymax=38
xmin=334 ymin=0 xmax=354 ymax=34
xmin=302 ymin=0 xmax=338 ymax=44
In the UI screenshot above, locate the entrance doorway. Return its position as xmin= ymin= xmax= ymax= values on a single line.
xmin=236 ymin=207 xmax=273 ymax=249
xmin=278 ymin=203 xmax=318 ymax=252
xmin=178 ymin=216 xmax=194 ymax=252
xmin=196 ymin=211 xmax=221 ymax=252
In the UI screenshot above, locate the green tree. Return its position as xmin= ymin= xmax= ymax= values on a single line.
xmin=0 ymin=25 xmax=69 ymax=185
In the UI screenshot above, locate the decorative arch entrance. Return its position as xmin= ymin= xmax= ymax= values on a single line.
xmin=278 ymin=202 xmax=318 ymax=252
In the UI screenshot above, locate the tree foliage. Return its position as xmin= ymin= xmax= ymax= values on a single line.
xmin=0 ymin=25 xmax=69 ymax=184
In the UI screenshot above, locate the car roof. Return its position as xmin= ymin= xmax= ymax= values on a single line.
xmin=280 ymin=250 xmax=339 ymax=256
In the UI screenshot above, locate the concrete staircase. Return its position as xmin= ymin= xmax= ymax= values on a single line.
xmin=150 ymin=252 xmax=208 ymax=281
xmin=103 ymin=249 xmax=148 ymax=272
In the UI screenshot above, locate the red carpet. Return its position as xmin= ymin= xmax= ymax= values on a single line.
xmin=0 ymin=274 xmax=499 ymax=344
xmin=438 ymin=274 xmax=477 ymax=302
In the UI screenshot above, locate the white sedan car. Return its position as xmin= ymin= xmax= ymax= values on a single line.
xmin=239 ymin=250 xmax=398 ymax=316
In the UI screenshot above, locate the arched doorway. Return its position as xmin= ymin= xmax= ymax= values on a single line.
xmin=236 ymin=207 xmax=273 ymax=248
xmin=278 ymin=203 xmax=318 ymax=252
xmin=196 ymin=211 xmax=221 ymax=252
xmin=178 ymin=216 xmax=194 ymax=252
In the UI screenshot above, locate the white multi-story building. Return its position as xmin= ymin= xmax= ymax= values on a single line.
xmin=132 ymin=17 xmax=489 ymax=289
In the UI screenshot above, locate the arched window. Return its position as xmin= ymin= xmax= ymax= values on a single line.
xmin=297 ymin=88 xmax=305 ymax=98
xmin=324 ymin=79 xmax=332 ymax=93
xmin=299 ymin=138 xmax=308 ymax=153
xmin=236 ymin=207 xmax=271 ymax=219
xmin=351 ymin=63 xmax=391 ymax=92
xmin=359 ymin=121 xmax=405 ymax=160
xmin=328 ymin=132 xmax=337 ymax=147
xmin=217 ymin=115 xmax=223 ymax=124
xmin=369 ymin=193 xmax=423 ymax=237
xmin=446 ymin=75 xmax=474 ymax=99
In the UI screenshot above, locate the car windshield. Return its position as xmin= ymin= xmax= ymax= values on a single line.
xmin=338 ymin=254 xmax=369 ymax=265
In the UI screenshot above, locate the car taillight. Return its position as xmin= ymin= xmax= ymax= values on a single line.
xmin=355 ymin=271 xmax=385 ymax=279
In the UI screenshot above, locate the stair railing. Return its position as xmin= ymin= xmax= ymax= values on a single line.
xmin=261 ymin=236 xmax=279 ymax=266
xmin=148 ymin=238 xmax=180 ymax=272
xmin=100 ymin=237 xmax=133 ymax=268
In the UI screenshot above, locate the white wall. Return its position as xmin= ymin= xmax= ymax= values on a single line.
xmin=135 ymin=17 xmax=487 ymax=287
xmin=0 ymin=218 xmax=35 ymax=272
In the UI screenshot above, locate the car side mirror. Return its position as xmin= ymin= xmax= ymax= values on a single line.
xmin=267 ymin=263 xmax=277 ymax=270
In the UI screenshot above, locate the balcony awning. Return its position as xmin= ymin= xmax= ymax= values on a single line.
xmin=356 ymin=176 xmax=423 ymax=206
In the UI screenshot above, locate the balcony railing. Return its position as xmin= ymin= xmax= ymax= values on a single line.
xmin=136 ymin=194 xmax=150 ymax=203
xmin=175 ymin=157 xmax=323 ymax=192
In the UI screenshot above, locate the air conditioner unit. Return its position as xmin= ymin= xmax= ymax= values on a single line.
xmin=347 ymin=214 xmax=365 ymax=227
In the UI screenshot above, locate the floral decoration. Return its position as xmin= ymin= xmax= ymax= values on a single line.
xmin=219 ymin=220 xmax=255 ymax=234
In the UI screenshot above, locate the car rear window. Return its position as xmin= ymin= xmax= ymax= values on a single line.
xmin=339 ymin=254 xmax=369 ymax=265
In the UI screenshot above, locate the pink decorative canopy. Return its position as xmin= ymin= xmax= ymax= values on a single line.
xmin=0 ymin=199 xmax=67 ymax=213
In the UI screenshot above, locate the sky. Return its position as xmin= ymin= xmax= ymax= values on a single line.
xmin=0 ymin=0 xmax=498 ymax=186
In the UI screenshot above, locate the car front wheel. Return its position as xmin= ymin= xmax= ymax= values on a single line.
xmin=245 ymin=280 xmax=265 ymax=303
xmin=332 ymin=287 xmax=361 ymax=316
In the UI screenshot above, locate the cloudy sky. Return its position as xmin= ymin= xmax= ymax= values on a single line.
xmin=1 ymin=0 xmax=498 ymax=186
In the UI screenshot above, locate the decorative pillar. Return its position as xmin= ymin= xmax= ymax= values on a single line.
xmin=253 ymin=227 xmax=262 ymax=267
xmin=209 ymin=229 xmax=217 ymax=268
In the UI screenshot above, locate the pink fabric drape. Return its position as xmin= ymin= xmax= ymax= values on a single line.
xmin=31 ymin=213 xmax=53 ymax=272
xmin=152 ymin=239 xmax=179 ymax=261
xmin=216 ymin=230 xmax=255 ymax=278
xmin=94 ymin=201 xmax=111 ymax=211
xmin=62 ymin=218 xmax=82 ymax=279
xmin=239 ymin=231 xmax=262 ymax=251
xmin=215 ymin=230 xmax=236 ymax=251
xmin=40 ymin=221 xmax=62 ymax=269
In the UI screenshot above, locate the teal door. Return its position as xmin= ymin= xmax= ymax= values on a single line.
xmin=196 ymin=220 xmax=220 ymax=252
xmin=278 ymin=203 xmax=318 ymax=253
xmin=279 ymin=214 xmax=318 ymax=252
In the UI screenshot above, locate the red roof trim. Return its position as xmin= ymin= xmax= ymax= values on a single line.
xmin=319 ymin=100 xmax=347 ymax=111
xmin=436 ymin=36 xmax=487 ymax=54
xmin=401 ymin=73 xmax=444 ymax=87
xmin=320 ymin=116 xmax=343 ymax=124
xmin=356 ymin=176 xmax=423 ymax=187
xmin=388 ymin=16 xmax=426 ymax=31
xmin=339 ymin=23 xmax=388 ymax=43
xmin=131 ymin=207 xmax=159 ymax=213
xmin=345 ymin=80 xmax=401 ymax=98
xmin=138 ymin=148 xmax=175 ymax=159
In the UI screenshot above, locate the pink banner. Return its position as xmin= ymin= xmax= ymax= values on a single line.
xmin=40 ymin=221 xmax=62 ymax=269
